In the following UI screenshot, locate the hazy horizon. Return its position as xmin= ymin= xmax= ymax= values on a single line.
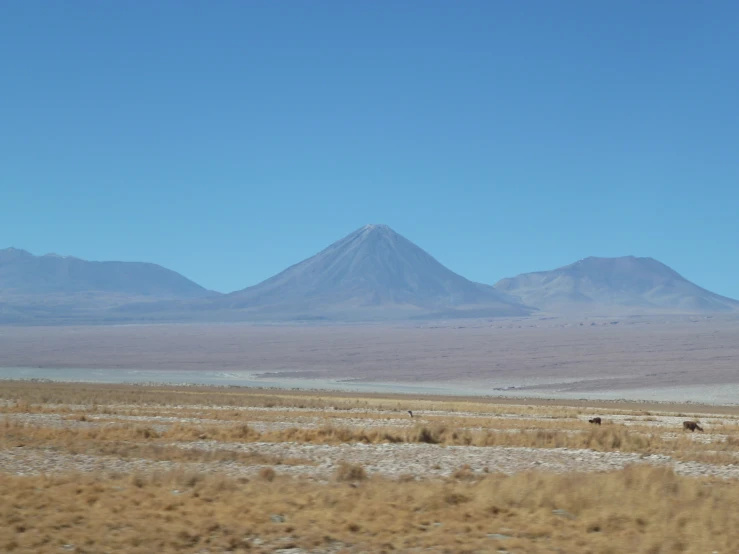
xmin=4 ymin=226 xmax=738 ymax=306
xmin=3 ymin=230 xmax=739 ymax=302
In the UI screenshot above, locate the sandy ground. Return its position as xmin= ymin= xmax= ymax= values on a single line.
xmin=2 ymin=316 xmax=739 ymax=404
xmin=4 ymin=440 xmax=739 ymax=481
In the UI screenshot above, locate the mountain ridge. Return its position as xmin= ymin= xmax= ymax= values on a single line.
xmin=494 ymin=255 xmax=739 ymax=314
xmin=0 ymin=247 xmax=218 ymax=323
xmin=2 ymin=233 xmax=737 ymax=325
xmin=0 ymin=246 xmax=215 ymax=297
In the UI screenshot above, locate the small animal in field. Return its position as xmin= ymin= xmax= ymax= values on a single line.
xmin=588 ymin=417 xmax=602 ymax=425
xmin=683 ymin=421 xmax=703 ymax=432
xmin=408 ymin=410 xmax=413 ymax=418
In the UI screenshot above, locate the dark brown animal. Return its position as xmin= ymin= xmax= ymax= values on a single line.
xmin=683 ymin=421 xmax=703 ymax=432
xmin=408 ymin=410 xmax=413 ymax=418
xmin=588 ymin=417 xmax=602 ymax=425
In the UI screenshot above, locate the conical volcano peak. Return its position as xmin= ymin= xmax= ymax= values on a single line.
xmin=328 ymin=224 xmax=409 ymax=256
xmin=361 ymin=223 xmax=392 ymax=232
xmin=219 ymin=224 xmax=533 ymax=320
xmin=355 ymin=224 xmax=398 ymax=241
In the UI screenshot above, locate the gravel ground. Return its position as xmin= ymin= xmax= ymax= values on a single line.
xmin=172 ymin=440 xmax=739 ymax=480
xmin=3 ymin=440 xmax=739 ymax=481
xmin=0 ymin=446 xmax=319 ymax=480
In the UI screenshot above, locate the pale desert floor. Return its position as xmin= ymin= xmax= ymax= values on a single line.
xmin=1 ymin=315 xmax=738 ymax=404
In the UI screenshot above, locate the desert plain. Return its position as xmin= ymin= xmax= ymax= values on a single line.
xmin=2 ymin=316 xmax=739 ymax=553
xmin=1 ymin=315 xmax=738 ymax=401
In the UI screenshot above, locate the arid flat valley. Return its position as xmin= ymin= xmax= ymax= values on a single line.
xmin=2 ymin=315 xmax=738 ymax=404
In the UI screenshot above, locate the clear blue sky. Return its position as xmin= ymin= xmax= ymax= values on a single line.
xmin=2 ymin=1 xmax=738 ymax=298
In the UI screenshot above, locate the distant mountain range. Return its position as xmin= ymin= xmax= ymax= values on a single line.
xmin=2 ymin=226 xmax=737 ymax=324
xmin=494 ymin=256 xmax=739 ymax=314
xmin=0 ymin=247 xmax=216 ymax=324
xmin=112 ymin=224 xmax=532 ymax=322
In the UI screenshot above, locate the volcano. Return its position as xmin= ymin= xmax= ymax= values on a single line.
xmin=207 ymin=224 xmax=534 ymax=320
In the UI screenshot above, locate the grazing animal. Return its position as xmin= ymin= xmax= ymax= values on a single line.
xmin=408 ymin=410 xmax=413 ymax=418
xmin=588 ymin=417 xmax=602 ymax=425
xmin=683 ymin=421 xmax=703 ymax=432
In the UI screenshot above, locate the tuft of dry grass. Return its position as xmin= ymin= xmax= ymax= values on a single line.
xmin=451 ymin=463 xmax=477 ymax=481
xmin=334 ymin=462 xmax=367 ymax=482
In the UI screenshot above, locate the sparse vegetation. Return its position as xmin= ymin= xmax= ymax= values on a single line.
xmin=0 ymin=417 xmax=722 ymax=461
xmin=2 ymin=381 xmax=739 ymax=552
xmin=0 ymin=466 xmax=737 ymax=553
xmin=334 ymin=462 xmax=367 ymax=482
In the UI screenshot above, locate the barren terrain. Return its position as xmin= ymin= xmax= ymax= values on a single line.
xmin=1 ymin=317 xmax=738 ymax=403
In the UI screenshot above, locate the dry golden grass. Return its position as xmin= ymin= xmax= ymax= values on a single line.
xmin=4 ymin=381 xmax=739 ymax=552
xmin=334 ymin=461 xmax=367 ymax=482
xmin=252 ymin=422 xmax=739 ymax=462
xmin=78 ymin=442 xmax=313 ymax=467
xmin=0 ymin=420 xmax=308 ymax=466
xmin=1 ymin=465 xmax=737 ymax=553
xmin=41 ymin=406 xmax=739 ymax=440
xmin=5 ymin=415 xmax=739 ymax=468
xmin=7 ymin=400 xmax=739 ymax=448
